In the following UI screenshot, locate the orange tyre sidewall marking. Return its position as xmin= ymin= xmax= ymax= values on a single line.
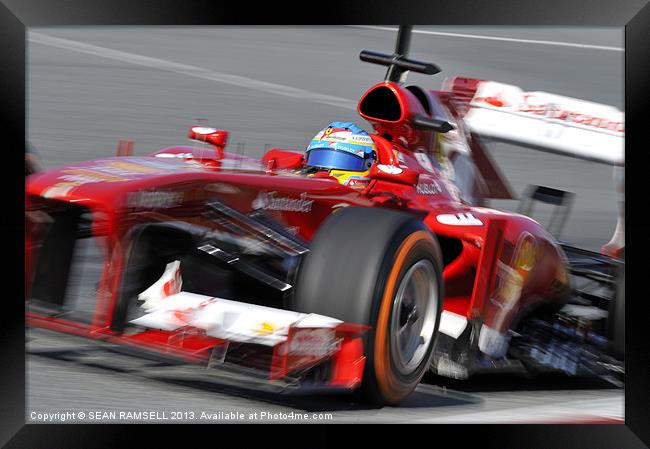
xmin=374 ymin=230 xmax=434 ymax=403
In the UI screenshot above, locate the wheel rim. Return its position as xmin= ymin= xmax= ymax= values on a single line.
xmin=390 ymin=259 xmax=438 ymax=375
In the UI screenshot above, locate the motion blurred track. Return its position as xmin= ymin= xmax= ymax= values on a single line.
xmin=27 ymin=26 xmax=624 ymax=423
xmin=27 ymin=328 xmax=622 ymax=423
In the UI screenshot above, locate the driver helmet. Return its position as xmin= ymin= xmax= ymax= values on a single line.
xmin=305 ymin=122 xmax=376 ymax=187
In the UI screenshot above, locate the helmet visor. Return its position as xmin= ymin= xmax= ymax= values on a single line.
xmin=306 ymin=148 xmax=369 ymax=171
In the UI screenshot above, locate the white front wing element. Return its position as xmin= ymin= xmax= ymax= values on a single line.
xmin=132 ymin=262 xmax=342 ymax=346
xmin=138 ymin=260 xmax=183 ymax=311
xmin=462 ymin=81 xmax=624 ymax=166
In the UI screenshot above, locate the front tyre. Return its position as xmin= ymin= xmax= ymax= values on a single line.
xmin=293 ymin=207 xmax=443 ymax=405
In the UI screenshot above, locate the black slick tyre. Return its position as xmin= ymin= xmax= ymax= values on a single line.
xmin=293 ymin=206 xmax=443 ymax=405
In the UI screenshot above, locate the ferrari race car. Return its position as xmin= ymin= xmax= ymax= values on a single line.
xmin=25 ymin=26 xmax=625 ymax=405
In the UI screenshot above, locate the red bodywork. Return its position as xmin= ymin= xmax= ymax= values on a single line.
xmin=25 ymin=80 xmax=570 ymax=391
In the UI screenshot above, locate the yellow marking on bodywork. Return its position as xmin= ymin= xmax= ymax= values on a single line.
xmin=256 ymin=322 xmax=279 ymax=335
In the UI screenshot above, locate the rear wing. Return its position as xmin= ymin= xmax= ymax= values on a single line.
xmin=444 ymin=77 xmax=624 ymax=166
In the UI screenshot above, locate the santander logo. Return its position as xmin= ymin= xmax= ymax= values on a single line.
xmin=252 ymin=191 xmax=314 ymax=213
xmin=518 ymin=94 xmax=624 ymax=133
xmin=477 ymin=90 xmax=624 ymax=134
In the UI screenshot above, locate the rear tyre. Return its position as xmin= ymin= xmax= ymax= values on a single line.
xmin=293 ymin=207 xmax=443 ymax=405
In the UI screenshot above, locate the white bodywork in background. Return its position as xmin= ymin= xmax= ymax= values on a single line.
xmin=132 ymin=261 xmax=342 ymax=346
xmin=461 ymin=80 xmax=624 ymax=166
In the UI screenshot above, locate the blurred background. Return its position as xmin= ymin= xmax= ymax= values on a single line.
xmin=27 ymin=26 xmax=624 ymax=252
xmin=26 ymin=26 xmax=624 ymax=423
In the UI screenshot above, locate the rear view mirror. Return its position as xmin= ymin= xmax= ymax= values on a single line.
xmin=368 ymin=164 xmax=419 ymax=186
xmin=188 ymin=126 xmax=229 ymax=158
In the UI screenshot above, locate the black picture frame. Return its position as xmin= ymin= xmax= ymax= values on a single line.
xmin=2 ymin=0 xmax=648 ymax=447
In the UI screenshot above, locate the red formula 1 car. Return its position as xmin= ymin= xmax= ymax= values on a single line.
xmin=25 ymin=27 xmax=625 ymax=405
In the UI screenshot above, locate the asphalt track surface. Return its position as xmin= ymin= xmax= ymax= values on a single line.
xmin=26 ymin=26 xmax=624 ymax=423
